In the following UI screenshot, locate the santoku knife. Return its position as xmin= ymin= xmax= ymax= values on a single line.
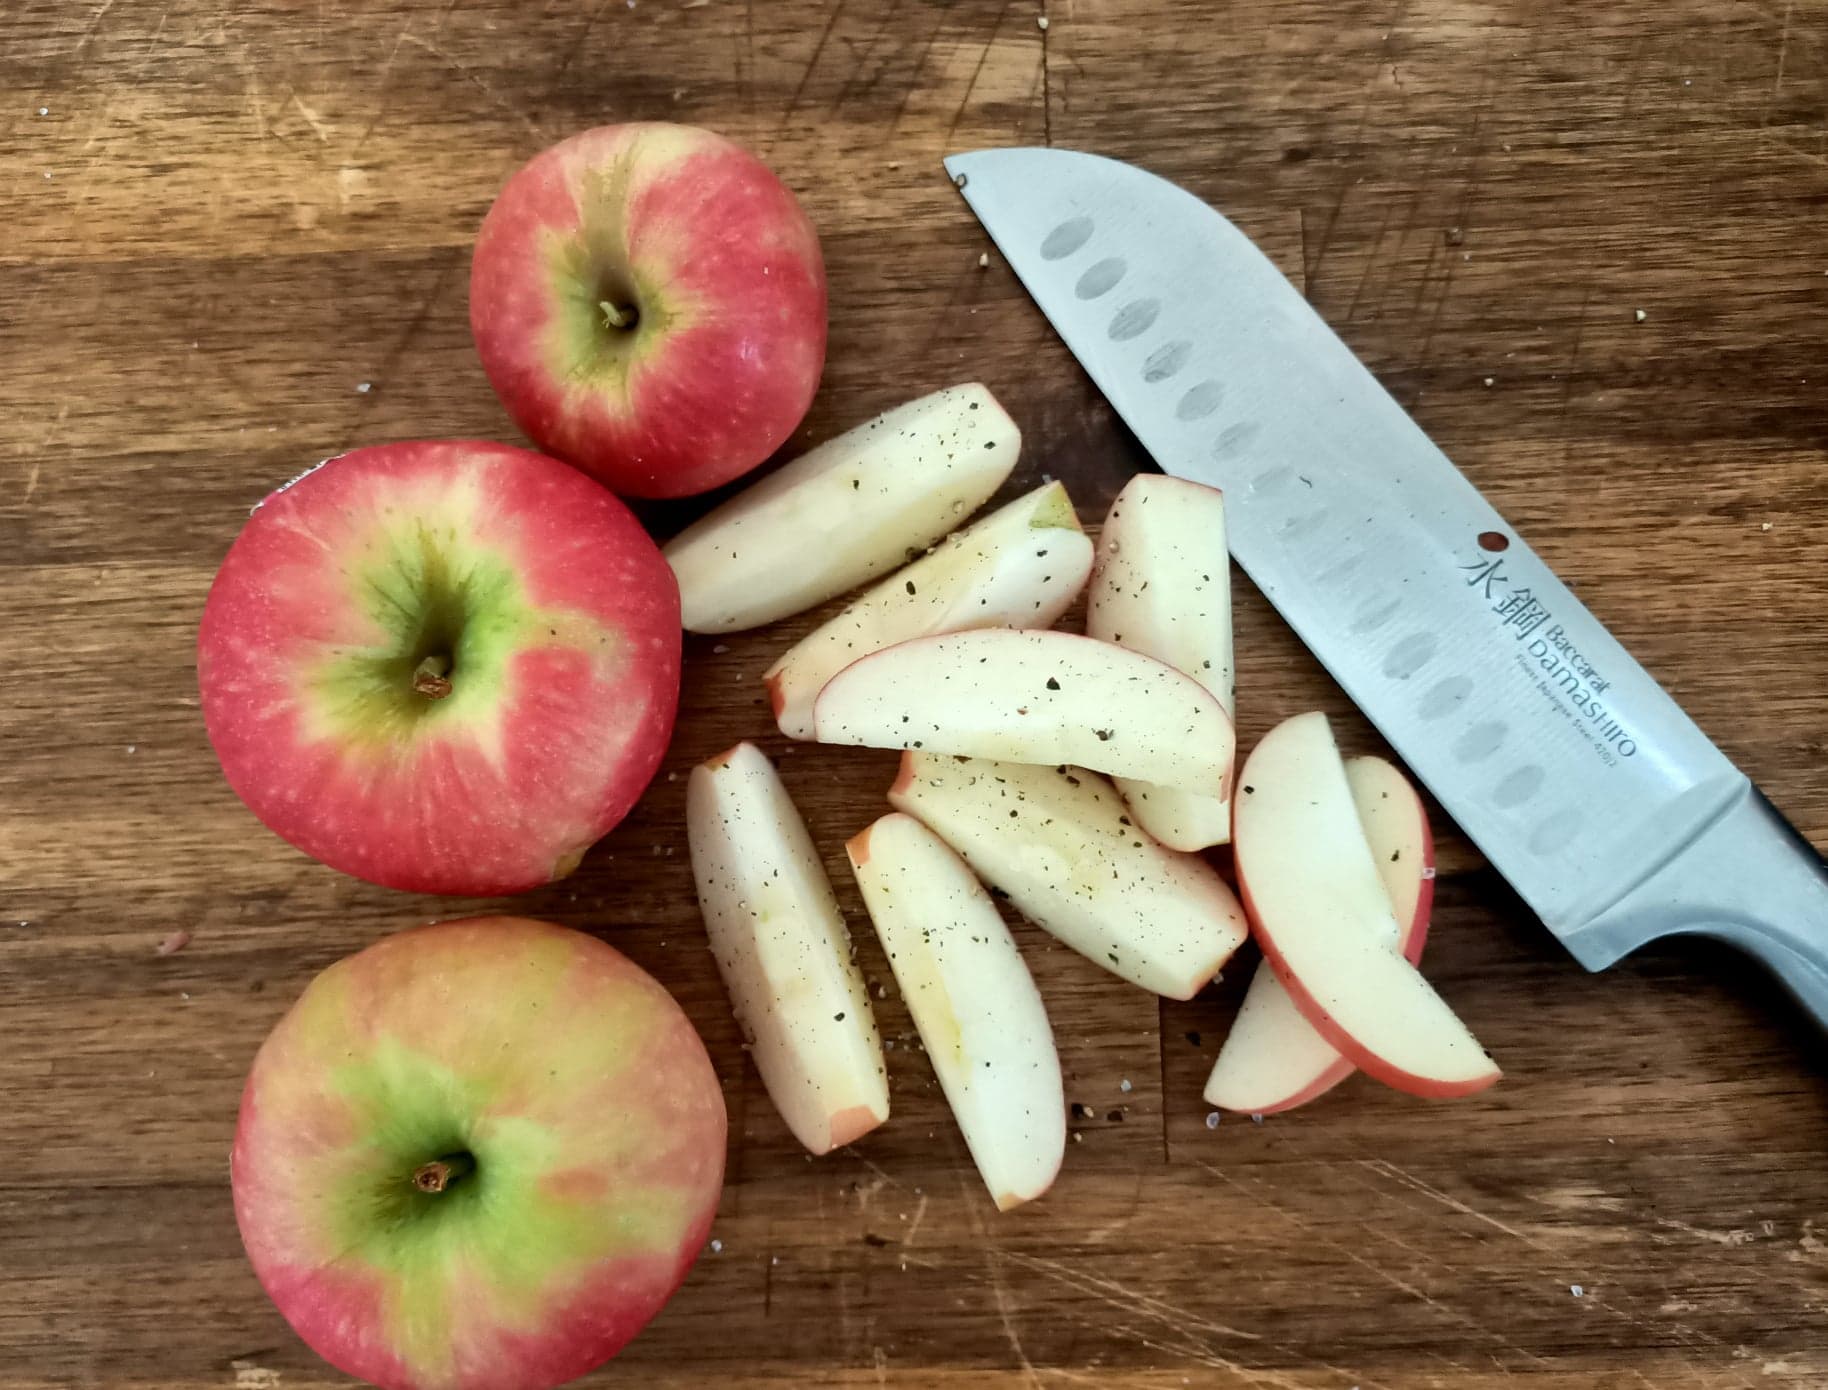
xmin=945 ymin=146 xmax=1828 ymax=1026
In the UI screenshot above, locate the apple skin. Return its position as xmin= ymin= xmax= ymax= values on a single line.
xmin=198 ymin=440 xmax=680 ymax=895
xmin=231 ymin=917 xmax=727 ymax=1390
xmin=470 ymin=123 xmax=827 ymax=499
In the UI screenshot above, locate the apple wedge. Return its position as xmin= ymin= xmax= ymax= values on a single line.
xmin=1086 ymin=475 xmax=1236 ymax=851
xmin=1204 ymin=755 xmax=1435 ymax=1113
xmin=847 ymin=813 xmax=1065 ymax=1210
xmin=766 ymin=482 xmax=1093 ymax=740
xmin=814 ymin=629 xmax=1235 ymax=797
xmin=666 ymin=383 xmax=1020 ymax=633
xmin=888 ymin=753 xmax=1248 ymax=999
xmin=1232 ymin=713 xmax=1497 ymax=1099
xmin=686 ymin=742 xmax=888 ymax=1154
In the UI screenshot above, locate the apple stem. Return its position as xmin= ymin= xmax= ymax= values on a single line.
xmin=411 ymin=654 xmax=453 ymax=700
xmin=598 ymin=300 xmax=637 ymax=331
xmin=412 ymin=1153 xmax=475 ymax=1194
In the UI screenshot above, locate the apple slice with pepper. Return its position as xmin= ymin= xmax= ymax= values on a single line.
xmin=666 ymin=383 xmax=1019 ymax=633
xmin=847 ymin=813 xmax=1065 ymax=1210
xmin=815 ymin=629 xmax=1235 ymax=797
xmin=766 ymin=482 xmax=1091 ymax=740
xmin=1086 ymin=474 xmax=1236 ymax=850
xmin=888 ymin=753 xmax=1247 ymax=999
xmin=687 ymin=742 xmax=888 ymax=1153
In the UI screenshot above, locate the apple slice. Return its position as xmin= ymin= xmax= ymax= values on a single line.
xmin=814 ymin=629 xmax=1235 ymax=797
xmin=766 ymin=482 xmax=1093 ymax=740
xmin=1204 ymin=755 xmax=1435 ymax=1113
xmin=846 ymin=813 xmax=1065 ymax=1210
xmin=1086 ymin=475 xmax=1236 ymax=851
xmin=666 ymin=383 xmax=1020 ymax=633
xmin=888 ymin=753 xmax=1248 ymax=999
xmin=1232 ymin=713 xmax=1497 ymax=1098
xmin=686 ymin=742 xmax=888 ymax=1153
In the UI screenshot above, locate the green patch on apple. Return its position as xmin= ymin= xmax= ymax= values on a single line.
xmin=308 ymin=521 xmax=616 ymax=746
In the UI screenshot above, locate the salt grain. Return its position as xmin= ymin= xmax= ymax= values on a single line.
xmin=1760 ymin=522 xmax=1773 ymax=532
xmin=1570 ymin=1284 xmax=1584 ymax=1297
xmin=1205 ymin=1112 xmax=1220 ymax=1129
xmin=709 ymin=1238 xmax=722 ymax=1252
xmin=38 ymin=107 xmax=48 ymax=116
xmin=356 ymin=382 xmax=372 ymax=393
xmin=1036 ymin=14 xmax=1049 ymax=29
xmin=1119 ymin=1078 xmax=1132 ymax=1092
xmin=712 ymin=643 xmax=730 ymax=654
xmin=1634 ymin=309 xmax=1647 ymax=323
xmin=1251 ymin=1113 xmax=1264 ymax=1125
xmin=977 ymin=252 xmax=989 ymax=268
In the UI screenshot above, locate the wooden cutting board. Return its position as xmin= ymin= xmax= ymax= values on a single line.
xmin=5 ymin=1 xmax=1827 ymax=1385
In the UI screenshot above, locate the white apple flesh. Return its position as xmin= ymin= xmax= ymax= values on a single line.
xmin=888 ymin=753 xmax=1248 ymax=999
xmin=1204 ymin=755 xmax=1435 ymax=1114
xmin=1232 ymin=713 xmax=1497 ymax=1099
xmin=665 ymin=383 xmax=1020 ymax=633
xmin=846 ymin=813 xmax=1065 ymax=1211
xmin=686 ymin=742 xmax=889 ymax=1154
xmin=1086 ymin=474 xmax=1236 ymax=850
xmin=814 ymin=629 xmax=1235 ymax=797
xmin=766 ymin=482 xmax=1092 ymax=740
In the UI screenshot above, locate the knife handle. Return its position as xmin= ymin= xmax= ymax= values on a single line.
xmin=1576 ymin=785 xmax=1828 ymax=1028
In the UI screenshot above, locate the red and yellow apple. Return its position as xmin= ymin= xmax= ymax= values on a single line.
xmin=197 ymin=440 xmax=680 ymax=895
xmin=231 ymin=917 xmax=727 ymax=1390
xmin=470 ymin=123 xmax=827 ymax=498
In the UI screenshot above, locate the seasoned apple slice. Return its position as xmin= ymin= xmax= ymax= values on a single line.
xmin=846 ymin=813 xmax=1065 ymax=1210
xmin=1232 ymin=714 xmax=1496 ymax=1099
xmin=1204 ymin=755 xmax=1434 ymax=1113
xmin=814 ymin=629 xmax=1235 ymax=797
xmin=686 ymin=742 xmax=888 ymax=1153
xmin=666 ymin=383 xmax=1020 ymax=633
xmin=1086 ymin=475 xmax=1235 ymax=850
xmin=766 ymin=482 xmax=1092 ymax=740
xmin=888 ymin=753 xmax=1248 ymax=999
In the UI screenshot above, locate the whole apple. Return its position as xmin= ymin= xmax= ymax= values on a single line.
xmin=197 ymin=440 xmax=680 ymax=895
xmin=232 ymin=917 xmax=727 ymax=1390
xmin=470 ymin=122 xmax=827 ymax=499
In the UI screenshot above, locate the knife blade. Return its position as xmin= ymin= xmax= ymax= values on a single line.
xmin=946 ymin=146 xmax=1828 ymax=1022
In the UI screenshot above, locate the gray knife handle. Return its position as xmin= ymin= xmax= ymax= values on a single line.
xmin=1572 ymin=785 xmax=1828 ymax=1027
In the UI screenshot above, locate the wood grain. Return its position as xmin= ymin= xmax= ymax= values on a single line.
xmin=3 ymin=0 xmax=1827 ymax=1385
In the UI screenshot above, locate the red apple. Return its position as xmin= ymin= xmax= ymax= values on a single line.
xmin=470 ymin=123 xmax=827 ymax=499
xmin=198 ymin=440 xmax=680 ymax=895
xmin=232 ymin=917 xmax=727 ymax=1390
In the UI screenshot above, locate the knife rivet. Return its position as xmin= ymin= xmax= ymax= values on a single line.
xmin=1477 ymin=531 xmax=1510 ymax=553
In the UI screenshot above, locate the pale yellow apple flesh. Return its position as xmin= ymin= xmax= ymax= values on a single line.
xmin=1205 ymin=755 xmax=1434 ymax=1113
xmin=847 ymin=813 xmax=1065 ymax=1210
xmin=814 ymin=629 xmax=1236 ymax=797
xmin=1232 ymin=713 xmax=1497 ymax=1099
xmin=1086 ymin=474 xmax=1235 ymax=850
xmin=765 ymin=482 xmax=1092 ymax=740
xmin=686 ymin=742 xmax=889 ymax=1153
xmin=665 ymin=383 xmax=1019 ymax=633
xmin=888 ymin=753 xmax=1248 ymax=999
